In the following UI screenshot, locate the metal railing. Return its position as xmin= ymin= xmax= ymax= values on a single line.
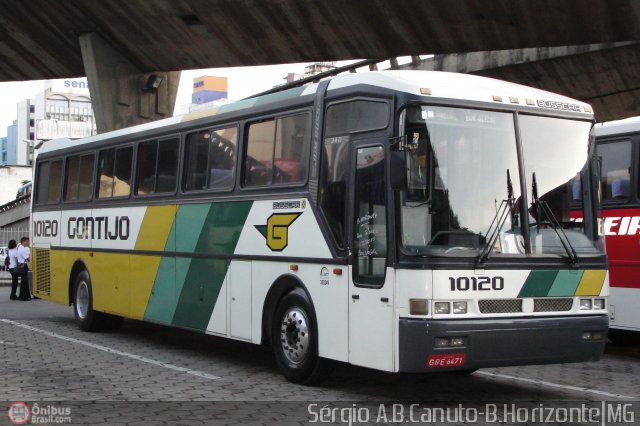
xmin=0 ymin=228 xmax=29 ymax=247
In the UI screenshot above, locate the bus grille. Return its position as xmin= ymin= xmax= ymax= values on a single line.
xmin=34 ymin=248 xmax=51 ymax=296
xmin=534 ymin=298 xmax=573 ymax=312
xmin=478 ymin=299 xmax=523 ymax=314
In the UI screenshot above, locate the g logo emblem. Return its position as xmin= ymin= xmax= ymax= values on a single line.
xmin=255 ymin=213 xmax=301 ymax=251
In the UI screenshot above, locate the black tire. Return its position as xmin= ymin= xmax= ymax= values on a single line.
xmin=272 ymin=288 xmax=328 ymax=385
xmin=73 ymin=270 xmax=105 ymax=331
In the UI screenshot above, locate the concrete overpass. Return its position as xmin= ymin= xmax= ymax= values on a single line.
xmin=400 ymin=42 xmax=640 ymax=122
xmin=2 ymin=0 xmax=640 ymax=129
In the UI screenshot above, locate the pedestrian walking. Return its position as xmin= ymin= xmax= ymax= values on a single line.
xmin=7 ymin=240 xmax=19 ymax=300
xmin=16 ymin=236 xmax=31 ymax=301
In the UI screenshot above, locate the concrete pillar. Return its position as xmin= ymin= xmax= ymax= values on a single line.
xmin=79 ymin=33 xmax=180 ymax=133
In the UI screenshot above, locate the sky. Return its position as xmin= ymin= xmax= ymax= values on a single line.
xmin=0 ymin=61 xmax=365 ymax=137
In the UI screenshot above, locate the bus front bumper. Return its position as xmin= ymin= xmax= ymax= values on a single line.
xmin=398 ymin=315 xmax=608 ymax=372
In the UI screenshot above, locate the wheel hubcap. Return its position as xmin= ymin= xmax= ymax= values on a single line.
xmin=280 ymin=307 xmax=310 ymax=366
xmin=76 ymin=281 xmax=89 ymax=319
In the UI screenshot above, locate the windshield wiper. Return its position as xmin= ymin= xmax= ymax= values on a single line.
xmin=530 ymin=172 xmax=579 ymax=266
xmin=477 ymin=170 xmax=515 ymax=265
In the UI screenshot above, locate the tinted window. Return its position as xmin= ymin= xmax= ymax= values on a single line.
xmin=64 ymin=154 xmax=94 ymax=202
xmin=596 ymin=141 xmax=632 ymax=202
xmin=36 ymin=160 xmax=63 ymax=204
xmin=184 ymin=126 xmax=237 ymax=191
xmin=136 ymin=138 xmax=179 ymax=195
xmin=353 ymin=146 xmax=387 ymax=286
xmin=320 ymin=136 xmax=350 ymax=248
xmin=98 ymin=147 xmax=133 ymax=198
xmin=325 ymin=100 xmax=389 ymax=137
xmin=244 ymin=113 xmax=309 ymax=187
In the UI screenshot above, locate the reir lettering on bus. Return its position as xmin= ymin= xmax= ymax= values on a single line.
xmin=67 ymin=216 xmax=130 ymax=240
xmin=603 ymin=216 xmax=640 ymax=236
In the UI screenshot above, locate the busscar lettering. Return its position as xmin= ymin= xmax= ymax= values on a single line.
xmin=67 ymin=216 xmax=130 ymax=240
xmin=536 ymin=99 xmax=582 ymax=112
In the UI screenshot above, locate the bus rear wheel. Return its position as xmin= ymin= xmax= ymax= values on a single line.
xmin=73 ymin=271 xmax=105 ymax=331
xmin=272 ymin=288 xmax=328 ymax=385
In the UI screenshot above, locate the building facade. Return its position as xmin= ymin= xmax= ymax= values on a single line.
xmin=192 ymin=76 xmax=228 ymax=105
xmin=4 ymin=78 xmax=97 ymax=166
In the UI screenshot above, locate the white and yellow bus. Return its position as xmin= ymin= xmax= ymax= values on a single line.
xmin=32 ymin=71 xmax=608 ymax=384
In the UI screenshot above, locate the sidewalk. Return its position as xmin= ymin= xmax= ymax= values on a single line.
xmin=0 ymin=269 xmax=12 ymax=286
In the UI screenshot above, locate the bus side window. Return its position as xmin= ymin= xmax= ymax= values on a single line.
xmin=136 ymin=141 xmax=158 ymax=195
xmin=597 ymin=140 xmax=632 ymax=202
xmin=319 ymin=136 xmax=349 ymax=248
xmin=243 ymin=113 xmax=309 ymax=188
xmin=35 ymin=160 xmax=63 ymax=204
xmin=136 ymin=138 xmax=178 ymax=195
xmin=184 ymin=126 xmax=237 ymax=192
xmin=353 ymin=145 xmax=387 ymax=286
xmin=64 ymin=154 xmax=94 ymax=202
xmin=98 ymin=146 xmax=132 ymax=198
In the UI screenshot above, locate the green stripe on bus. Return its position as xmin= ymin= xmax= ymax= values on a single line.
xmin=171 ymin=201 xmax=253 ymax=330
xmin=144 ymin=203 xmax=211 ymax=324
xmin=172 ymin=259 xmax=228 ymax=330
xmin=518 ymin=270 xmax=559 ymax=297
xmin=547 ymin=270 xmax=584 ymax=296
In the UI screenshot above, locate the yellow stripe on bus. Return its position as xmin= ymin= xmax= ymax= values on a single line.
xmin=575 ymin=270 xmax=607 ymax=296
xmin=130 ymin=205 xmax=177 ymax=319
xmin=134 ymin=205 xmax=177 ymax=251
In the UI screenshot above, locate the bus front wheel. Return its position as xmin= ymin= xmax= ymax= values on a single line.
xmin=73 ymin=271 xmax=104 ymax=332
xmin=272 ymin=288 xmax=327 ymax=385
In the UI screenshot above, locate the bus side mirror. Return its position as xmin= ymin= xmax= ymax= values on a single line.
xmin=390 ymin=150 xmax=408 ymax=191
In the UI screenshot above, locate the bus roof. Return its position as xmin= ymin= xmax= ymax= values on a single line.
xmin=593 ymin=116 xmax=640 ymax=137
xmin=38 ymin=70 xmax=593 ymax=155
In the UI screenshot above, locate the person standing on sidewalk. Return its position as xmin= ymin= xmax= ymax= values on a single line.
xmin=16 ymin=236 xmax=31 ymax=301
xmin=7 ymin=240 xmax=19 ymax=300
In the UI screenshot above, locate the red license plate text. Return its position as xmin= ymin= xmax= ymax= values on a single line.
xmin=426 ymin=353 xmax=466 ymax=368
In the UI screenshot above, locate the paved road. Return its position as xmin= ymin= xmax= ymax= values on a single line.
xmin=1 ymin=287 xmax=638 ymax=425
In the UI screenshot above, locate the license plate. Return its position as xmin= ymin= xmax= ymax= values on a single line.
xmin=426 ymin=353 xmax=466 ymax=368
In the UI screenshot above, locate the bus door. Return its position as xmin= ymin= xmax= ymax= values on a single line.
xmin=348 ymin=142 xmax=395 ymax=371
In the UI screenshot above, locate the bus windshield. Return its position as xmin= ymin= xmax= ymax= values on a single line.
xmin=399 ymin=105 xmax=602 ymax=258
xmin=519 ymin=115 xmax=600 ymax=256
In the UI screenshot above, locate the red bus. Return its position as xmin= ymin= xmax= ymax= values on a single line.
xmin=593 ymin=119 xmax=640 ymax=334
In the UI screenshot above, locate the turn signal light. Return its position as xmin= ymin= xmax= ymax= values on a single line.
xmin=410 ymin=299 xmax=428 ymax=315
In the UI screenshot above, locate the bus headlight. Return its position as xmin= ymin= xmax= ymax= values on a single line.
xmin=453 ymin=301 xmax=467 ymax=314
xmin=434 ymin=302 xmax=450 ymax=314
xmin=593 ymin=299 xmax=605 ymax=310
xmin=579 ymin=299 xmax=593 ymax=310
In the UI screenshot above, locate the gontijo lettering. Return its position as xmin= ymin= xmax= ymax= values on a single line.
xmin=67 ymin=216 xmax=130 ymax=240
